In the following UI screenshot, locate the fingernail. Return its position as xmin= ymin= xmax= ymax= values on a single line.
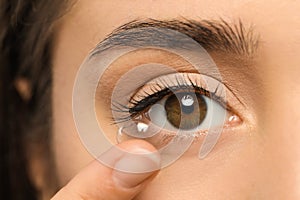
xmin=112 ymin=148 xmax=160 ymax=188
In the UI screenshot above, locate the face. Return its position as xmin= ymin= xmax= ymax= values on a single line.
xmin=50 ymin=0 xmax=300 ymax=199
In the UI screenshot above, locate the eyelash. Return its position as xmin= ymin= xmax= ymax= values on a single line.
xmin=111 ymin=73 xmax=228 ymax=124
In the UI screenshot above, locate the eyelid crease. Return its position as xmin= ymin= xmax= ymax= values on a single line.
xmin=129 ymin=85 xmax=222 ymax=114
xmin=129 ymin=73 xmax=226 ymax=106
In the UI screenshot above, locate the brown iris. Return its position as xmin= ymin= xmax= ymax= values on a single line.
xmin=164 ymin=92 xmax=207 ymax=130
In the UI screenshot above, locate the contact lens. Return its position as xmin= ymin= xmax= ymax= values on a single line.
xmin=116 ymin=113 xmax=158 ymax=136
xmin=116 ymin=122 xmax=152 ymax=143
xmin=115 ymin=103 xmax=177 ymax=148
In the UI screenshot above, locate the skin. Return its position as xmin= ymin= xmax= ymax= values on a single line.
xmin=28 ymin=0 xmax=300 ymax=199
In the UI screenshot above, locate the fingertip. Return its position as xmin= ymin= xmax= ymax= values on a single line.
xmin=52 ymin=140 xmax=161 ymax=200
xmin=116 ymin=139 xmax=158 ymax=153
xmin=112 ymin=141 xmax=161 ymax=189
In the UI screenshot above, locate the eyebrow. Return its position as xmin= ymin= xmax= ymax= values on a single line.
xmin=91 ymin=18 xmax=259 ymax=58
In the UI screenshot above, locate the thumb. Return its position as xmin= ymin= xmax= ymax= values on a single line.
xmin=51 ymin=140 xmax=160 ymax=200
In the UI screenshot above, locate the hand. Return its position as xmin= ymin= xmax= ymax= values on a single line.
xmin=51 ymin=140 xmax=160 ymax=200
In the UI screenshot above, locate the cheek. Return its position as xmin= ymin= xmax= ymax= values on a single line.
xmin=52 ymin=76 xmax=94 ymax=185
xmin=134 ymin=129 xmax=265 ymax=200
xmin=51 ymin=12 xmax=98 ymax=185
xmin=52 ymin=127 xmax=93 ymax=185
xmin=52 ymin=49 xmax=96 ymax=185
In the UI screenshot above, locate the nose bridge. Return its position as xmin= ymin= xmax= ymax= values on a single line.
xmin=258 ymin=71 xmax=300 ymax=198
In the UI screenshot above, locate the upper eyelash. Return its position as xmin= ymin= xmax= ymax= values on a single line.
xmin=111 ymin=73 xmax=228 ymax=124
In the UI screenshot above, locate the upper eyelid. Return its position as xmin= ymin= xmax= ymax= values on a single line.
xmin=128 ymin=73 xmax=228 ymax=111
xmin=130 ymin=73 xmax=221 ymax=97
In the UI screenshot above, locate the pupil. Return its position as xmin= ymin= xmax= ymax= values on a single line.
xmin=182 ymin=104 xmax=194 ymax=114
xmin=164 ymin=92 xmax=207 ymax=130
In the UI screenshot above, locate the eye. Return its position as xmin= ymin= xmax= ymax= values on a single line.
xmin=112 ymin=72 xmax=240 ymax=143
xmin=148 ymin=92 xmax=225 ymax=132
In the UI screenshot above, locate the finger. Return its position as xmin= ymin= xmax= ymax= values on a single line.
xmin=51 ymin=140 xmax=160 ymax=200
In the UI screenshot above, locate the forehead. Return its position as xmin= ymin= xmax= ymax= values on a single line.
xmin=54 ymin=0 xmax=300 ymax=83
xmin=59 ymin=0 xmax=300 ymax=58
xmin=53 ymin=1 xmax=300 ymax=110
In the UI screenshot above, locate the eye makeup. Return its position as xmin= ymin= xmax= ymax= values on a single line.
xmin=111 ymin=72 xmax=241 ymax=144
xmin=112 ymin=73 xmax=228 ymax=123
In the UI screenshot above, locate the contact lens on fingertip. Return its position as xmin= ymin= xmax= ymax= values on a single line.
xmin=116 ymin=126 xmax=164 ymax=149
xmin=115 ymin=113 xmax=165 ymax=148
xmin=116 ymin=127 xmax=127 ymax=144
xmin=116 ymin=122 xmax=152 ymax=144
xmin=116 ymin=118 xmax=197 ymax=167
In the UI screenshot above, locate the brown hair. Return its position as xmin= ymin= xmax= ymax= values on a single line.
xmin=0 ymin=1 xmax=71 ymax=199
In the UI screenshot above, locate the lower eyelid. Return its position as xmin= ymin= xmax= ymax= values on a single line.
xmin=117 ymin=118 xmax=243 ymax=152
